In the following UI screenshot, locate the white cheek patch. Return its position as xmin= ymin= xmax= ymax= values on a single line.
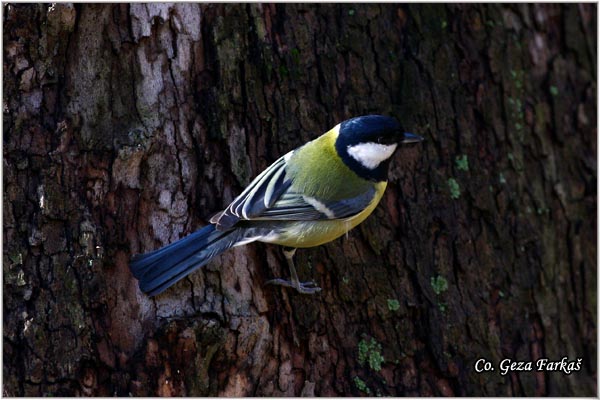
xmin=347 ymin=142 xmax=398 ymax=170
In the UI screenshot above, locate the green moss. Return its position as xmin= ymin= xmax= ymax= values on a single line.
xmin=8 ymin=253 xmax=23 ymax=265
xmin=387 ymin=299 xmax=400 ymax=311
xmin=507 ymin=74 xmax=526 ymax=141
xmin=290 ymin=48 xmax=301 ymax=65
xmin=438 ymin=302 xmax=448 ymax=312
xmin=455 ymin=155 xmax=469 ymax=171
xmin=348 ymin=9 xmax=355 ymax=16
xmin=353 ymin=376 xmax=371 ymax=394
xmin=507 ymin=152 xmax=524 ymax=172
xmin=508 ymin=100 xmax=524 ymax=122
xmin=499 ymin=173 xmax=506 ymax=184
xmin=193 ymin=341 xmax=221 ymax=394
xmin=511 ymin=69 xmax=524 ymax=89
xmin=358 ymin=337 xmax=384 ymax=372
xmin=16 ymin=269 xmax=26 ymax=286
xmin=550 ymin=85 xmax=559 ymax=96
xmin=441 ymin=20 xmax=448 ymax=29
xmin=431 ymin=275 xmax=448 ymax=295
xmin=447 ymin=178 xmax=461 ymax=199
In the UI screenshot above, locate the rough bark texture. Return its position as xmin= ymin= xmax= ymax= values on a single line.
xmin=3 ymin=3 xmax=596 ymax=396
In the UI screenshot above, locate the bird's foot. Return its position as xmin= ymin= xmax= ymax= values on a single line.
xmin=265 ymin=278 xmax=322 ymax=294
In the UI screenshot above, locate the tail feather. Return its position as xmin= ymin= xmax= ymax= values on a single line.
xmin=129 ymin=225 xmax=240 ymax=296
xmin=138 ymin=241 xmax=231 ymax=296
xmin=130 ymin=226 xmax=218 ymax=278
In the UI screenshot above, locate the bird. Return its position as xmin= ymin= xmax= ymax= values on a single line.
xmin=129 ymin=115 xmax=423 ymax=296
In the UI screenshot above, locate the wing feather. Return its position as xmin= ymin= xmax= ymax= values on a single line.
xmin=214 ymin=151 xmax=376 ymax=229
xmin=265 ymin=164 xmax=288 ymax=207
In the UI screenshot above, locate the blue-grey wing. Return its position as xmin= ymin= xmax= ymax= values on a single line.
xmin=258 ymin=188 xmax=376 ymax=220
xmin=211 ymin=151 xmax=376 ymax=229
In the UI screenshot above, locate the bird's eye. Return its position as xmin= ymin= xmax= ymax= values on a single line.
xmin=377 ymin=136 xmax=385 ymax=144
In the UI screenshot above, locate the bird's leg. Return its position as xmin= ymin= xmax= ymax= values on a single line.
xmin=265 ymin=247 xmax=322 ymax=294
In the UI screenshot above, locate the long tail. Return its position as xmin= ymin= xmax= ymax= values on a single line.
xmin=129 ymin=225 xmax=241 ymax=296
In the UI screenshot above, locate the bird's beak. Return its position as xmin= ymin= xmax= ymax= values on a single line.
xmin=402 ymin=132 xmax=424 ymax=144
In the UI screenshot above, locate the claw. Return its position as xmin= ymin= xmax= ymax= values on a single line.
xmin=265 ymin=278 xmax=322 ymax=295
xmin=266 ymin=247 xmax=322 ymax=295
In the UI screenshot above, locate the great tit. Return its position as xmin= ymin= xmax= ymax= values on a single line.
xmin=130 ymin=115 xmax=423 ymax=296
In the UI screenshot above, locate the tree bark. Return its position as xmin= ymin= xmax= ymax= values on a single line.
xmin=3 ymin=3 xmax=596 ymax=396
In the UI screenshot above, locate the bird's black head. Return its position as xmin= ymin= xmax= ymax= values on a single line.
xmin=335 ymin=115 xmax=423 ymax=181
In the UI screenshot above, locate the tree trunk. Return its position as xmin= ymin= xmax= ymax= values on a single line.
xmin=3 ymin=3 xmax=596 ymax=396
